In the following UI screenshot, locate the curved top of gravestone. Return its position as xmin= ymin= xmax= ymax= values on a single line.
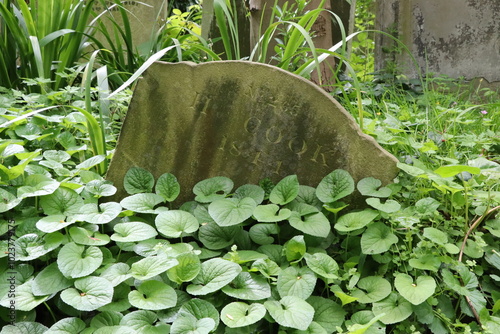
xmin=106 ymin=61 xmax=399 ymax=202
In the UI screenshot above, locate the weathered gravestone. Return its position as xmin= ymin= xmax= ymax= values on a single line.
xmin=106 ymin=61 xmax=399 ymax=203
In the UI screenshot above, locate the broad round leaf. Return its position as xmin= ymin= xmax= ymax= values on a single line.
xmin=100 ymin=263 xmax=132 ymax=286
xmin=423 ymin=227 xmax=448 ymax=245
xmin=277 ymin=266 xmax=317 ymax=299
xmin=40 ymin=187 xmax=83 ymax=216
xmin=307 ymin=296 xmax=346 ymax=333
xmin=171 ymin=314 xmax=215 ymax=334
xmin=269 ymin=175 xmax=299 ymax=205
xmin=198 ymin=222 xmax=238 ymax=250
xmin=111 ymin=222 xmax=158 ymax=242
xmin=289 ymin=211 xmax=331 ymax=238
xmin=178 ymin=298 xmax=220 ymax=329
xmin=221 ymin=302 xmax=266 ymax=328
xmin=408 ymin=254 xmax=441 ymax=272
xmin=78 ymin=202 xmax=121 ymax=224
xmin=0 ymin=322 xmax=48 ymax=334
xmin=46 ymin=317 xmax=86 ymax=334
xmin=120 ymin=193 xmax=164 ymax=214
xmin=208 ymin=197 xmax=257 ymax=227
xmin=249 ymin=223 xmax=280 ymax=245
xmin=32 ymin=262 xmax=73 ymax=296
xmin=0 ymin=187 xmax=22 ymax=213
xmin=253 ymin=204 xmax=291 ymax=222
xmin=156 ymin=210 xmax=199 ymax=238
xmin=0 ymin=280 xmax=48 ymax=311
xmin=372 ymin=292 xmax=413 ymax=324
xmin=366 ymin=198 xmax=401 ymax=213
xmin=121 ymin=310 xmax=170 ymax=333
xmin=155 ymin=173 xmax=181 ymax=201
xmin=17 ymin=174 xmax=59 ymax=199
xmin=85 ymin=180 xmax=117 ymax=197
xmin=234 ymin=184 xmax=265 ymax=204
xmin=130 ymin=255 xmax=179 ymax=280
xmin=351 ymin=276 xmax=392 ymax=303
xmin=167 ymin=252 xmax=201 ymax=284
xmin=284 ymin=235 xmax=307 ymax=262
xmin=60 ymin=276 xmax=113 ymax=311
xmin=303 ymin=253 xmax=339 ymax=279
xmin=128 ymin=280 xmax=177 ymax=310
xmin=193 ymin=176 xmax=234 ymax=203
xmin=124 ymin=167 xmax=154 ymax=194
xmin=36 ymin=215 xmax=75 ymax=233
xmin=357 ymin=177 xmax=392 ymax=198
xmin=264 ymin=296 xmax=314 ymax=330
xmin=187 ymin=258 xmax=242 ymax=295
xmin=221 ymin=272 xmax=271 ymax=300
xmin=315 ymin=169 xmax=354 ymax=203
xmin=360 ymin=222 xmax=398 ymax=255
xmin=394 ymin=273 xmax=436 ymax=305
xmin=69 ymin=226 xmax=111 ymax=246
xmin=15 ymin=232 xmax=63 ymax=261
xmin=90 ymin=311 xmax=124 ymax=328
xmin=57 ymin=242 xmax=103 ymax=278
xmin=334 ymin=209 xmax=379 ymax=232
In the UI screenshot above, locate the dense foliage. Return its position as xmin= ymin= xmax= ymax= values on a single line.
xmin=0 ymin=0 xmax=500 ymax=333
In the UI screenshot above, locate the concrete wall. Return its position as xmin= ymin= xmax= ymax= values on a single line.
xmin=375 ymin=0 xmax=500 ymax=82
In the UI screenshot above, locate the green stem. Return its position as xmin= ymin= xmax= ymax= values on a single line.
xmin=44 ymin=301 xmax=57 ymax=324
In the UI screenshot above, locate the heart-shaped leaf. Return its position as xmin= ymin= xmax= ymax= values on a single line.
xmin=156 ymin=210 xmax=199 ymax=238
xmin=361 ymin=222 xmax=398 ymax=254
xmin=15 ymin=232 xmax=63 ymax=261
xmin=85 ymin=180 xmax=117 ymax=197
xmin=307 ymin=296 xmax=346 ymax=332
xmin=303 ymin=252 xmax=339 ymax=279
xmin=32 ymin=262 xmax=73 ymax=296
xmin=264 ymin=296 xmax=314 ymax=330
xmin=69 ymin=226 xmax=111 ymax=246
xmin=277 ymin=266 xmax=317 ymax=299
xmin=120 ymin=193 xmax=164 ymax=214
xmin=315 ymin=169 xmax=354 ymax=203
xmin=187 ymin=258 xmax=242 ymax=295
xmin=270 ymin=175 xmax=299 ymax=205
xmin=221 ymin=272 xmax=271 ymax=300
xmin=208 ymin=197 xmax=257 ymax=227
xmin=61 ymin=276 xmax=113 ymax=311
xmin=394 ymin=273 xmax=436 ymax=305
xmin=253 ymin=204 xmax=291 ymax=222
xmin=17 ymin=174 xmax=59 ymax=199
xmin=234 ymin=184 xmax=265 ymax=204
xmin=111 ymin=222 xmax=158 ymax=242
xmin=351 ymin=276 xmax=392 ymax=303
xmin=177 ymin=298 xmax=220 ymax=329
xmin=130 ymin=255 xmax=179 ymax=280
xmin=289 ymin=211 xmax=331 ymax=238
xmin=334 ymin=210 xmax=379 ymax=232
xmin=171 ymin=314 xmax=215 ymax=334
xmin=121 ymin=310 xmax=170 ymax=333
xmin=78 ymin=202 xmax=122 ymax=224
xmin=357 ymin=177 xmax=392 ymax=198
xmin=40 ymin=187 xmax=83 ymax=216
xmin=249 ymin=223 xmax=280 ymax=245
xmin=366 ymin=198 xmax=401 ymax=213
xmin=155 ymin=172 xmax=181 ymax=201
xmin=198 ymin=222 xmax=238 ymax=250
xmin=46 ymin=317 xmax=86 ymax=334
xmin=100 ymin=263 xmax=132 ymax=287
xmin=221 ymin=302 xmax=266 ymax=328
xmin=167 ymin=252 xmax=201 ymax=284
xmin=57 ymin=242 xmax=103 ymax=278
xmin=124 ymin=167 xmax=155 ymax=194
xmin=128 ymin=280 xmax=177 ymax=310
xmin=193 ymin=176 xmax=233 ymax=203
xmin=372 ymin=292 xmax=413 ymax=324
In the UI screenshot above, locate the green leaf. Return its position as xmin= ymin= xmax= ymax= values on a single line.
xmin=123 ymin=167 xmax=155 ymax=194
xmin=69 ymin=226 xmax=111 ymax=246
xmin=351 ymin=276 xmax=392 ymax=303
xmin=15 ymin=232 xmax=63 ymax=261
xmin=90 ymin=311 xmax=124 ymax=328
xmin=193 ymin=176 xmax=234 ymax=203
xmin=78 ymin=202 xmax=121 ymax=224
xmin=433 ymin=165 xmax=481 ymax=178
xmin=0 ymin=280 xmax=48 ymax=311
xmin=167 ymin=252 xmax=201 ymax=283
xmin=198 ymin=222 xmax=238 ymax=250
xmin=17 ymin=174 xmax=59 ymax=199
xmin=100 ymin=263 xmax=132 ymax=287
xmin=156 ymin=173 xmax=181 ymax=201
xmin=277 ymin=266 xmax=316 ymax=299
xmin=284 ymin=235 xmax=307 ymax=262
xmin=423 ymin=227 xmax=448 ymax=245
xmin=187 ymin=258 xmax=242 ymax=295
xmin=357 ymin=177 xmax=392 ymax=198
xmin=234 ymin=184 xmax=265 ymax=204
xmin=221 ymin=272 xmax=271 ymax=300
xmin=111 ymin=222 xmax=158 ymax=242
xmin=365 ymin=198 xmax=401 ymax=213
xmin=348 ymin=311 xmax=386 ymax=334
xmin=372 ymin=292 xmax=413 ymax=324
xmin=0 ymin=322 xmax=48 ymax=334
xmin=121 ymin=309 xmax=169 ymax=332
xmin=270 ymin=175 xmax=300 ymax=205
xmin=394 ymin=273 xmax=436 ymax=305
xmin=156 ymin=210 xmax=199 ymax=238
xmin=304 ymin=253 xmax=339 ymax=279
xmin=57 ymin=242 xmax=103 ymax=278
xmin=307 ymin=296 xmax=346 ymax=333
xmin=171 ymin=314 xmax=215 ymax=334
xmin=208 ymin=197 xmax=257 ymax=227
xmin=36 ymin=215 xmax=75 ymax=233
xmin=334 ymin=210 xmax=379 ymax=232
xmin=128 ymin=280 xmax=177 ymax=310
xmin=177 ymin=298 xmax=220 ymax=329
xmin=0 ymin=188 xmax=22 ymax=213
xmin=408 ymin=254 xmax=441 ymax=272
xmin=46 ymin=317 xmax=86 ymax=334
xmin=85 ymin=180 xmax=117 ymax=197
xmin=130 ymin=255 xmax=179 ymax=280
xmin=264 ymin=296 xmax=315 ymax=330
xmin=253 ymin=204 xmax=291 ymax=222
xmin=289 ymin=211 xmax=331 ymax=237
xmin=415 ymin=197 xmax=441 ymax=215
xmin=360 ymin=222 xmax=398 ymax=254
xmin=120 ymin=193 xmax=164 ymax=214
xmin=221 ymin=302 xmax=266 ymax=328
xmin=249 ymin=223 xmax=280 ymax=245
xmin=315 ymin=169 xmax=354 ymax=203
xmin=92 ymin=326 xmax=136 ymax=334
xmin=44 ymin=150 xmax=71 ymax=163
xmin=32 ymin=262 xmax=73 ymax=296
xmin=40 ymin=187 xmax=83 ymax=216
xmin=61 ymin=276 xmax=113 ymax=311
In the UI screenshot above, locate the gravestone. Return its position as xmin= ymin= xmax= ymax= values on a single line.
xmin=375 ymin=0 xmax=500 ymax=83
xmin=106 ymin=61 xmax=399 ymax=203
xmin=90 ymin=0 xmax=167 ymax=50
